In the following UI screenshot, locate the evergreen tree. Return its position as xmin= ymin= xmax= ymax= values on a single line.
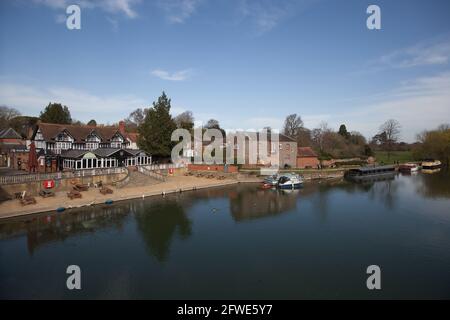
xmin=138 ymin=92 xmax=177 ymax=159
xmin=87 ymin=119 xmax=97 ymax=126
xmin=40 ymin=103 xmax=72 ymax=124
xmin=338 ymin=124 xmax=349 ymax=138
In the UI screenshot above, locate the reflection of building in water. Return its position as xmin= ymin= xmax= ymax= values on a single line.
xmin=229 ymin=188 xmax=297 ymax=221
xmin=0 ymin=204 xmax=132 ymax=255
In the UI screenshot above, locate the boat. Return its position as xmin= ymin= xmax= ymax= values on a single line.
xmin=344 ymin=165 xmax=396 ymax=182
xmin=421 ymin=160 xmax=441 ymax=170
xmin=277 ymin=174 xmax=303 ymax=189
xmin=260 ymin=182 xmax=274 ymax=190
xmin=263 ymin=174 xmax=280 ymax=187
xmin=398 ymin=163 xmax=420 ymax=173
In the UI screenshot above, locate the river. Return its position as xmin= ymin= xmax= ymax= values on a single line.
xmin=1 ymin=171 xmax=449 ymax=299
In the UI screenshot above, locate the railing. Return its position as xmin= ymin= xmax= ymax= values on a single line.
xmin=0 ymin=167 xmax=126 ymax=185
xmin=114 ymin=167 xmax=130 ymax=188
xmin=138 ymin=166 xmax=166 ymax=182
xmin=143 ymin=163 xmax=185 ymax=171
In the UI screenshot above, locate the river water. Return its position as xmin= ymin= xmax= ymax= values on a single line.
xmin=1 ymin=171 xmax=449 ymax=299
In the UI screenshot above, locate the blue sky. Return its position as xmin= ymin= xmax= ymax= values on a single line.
xmin=1 ymin=0 xmax=450 ymax=142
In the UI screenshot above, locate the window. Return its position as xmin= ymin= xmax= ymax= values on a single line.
xmin=86 ymin=143 xmax=98 ymax=150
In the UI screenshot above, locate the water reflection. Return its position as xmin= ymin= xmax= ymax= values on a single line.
xmin=229 ymin=187 xmax=297 ymax=221
xmin=0 ymin=203 xmax=131 ymax=255
xmin=1 ymin=171 xmax=449 ymax=262
xmin=416 ymin=170 xmax=450 ymax=199
xmin=134 ymin=200 xmax=191 ymax=262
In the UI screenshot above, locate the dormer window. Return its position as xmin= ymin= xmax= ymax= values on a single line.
xmin=35 ymin=129 xmax=43 ymax=141
xmin=86 ymin=133 xmax=100 ymax=142
xmin=56 ymin=131 xmax=72 ymax=142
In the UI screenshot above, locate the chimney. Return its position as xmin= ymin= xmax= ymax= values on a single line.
xmin=119 ymin=121 xmax=126 ymax=135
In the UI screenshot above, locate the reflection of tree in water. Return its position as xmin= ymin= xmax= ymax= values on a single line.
xmin=134 ymin=199 xmax=191 ymax=262
xmin=416 ymin=170 xmax=450 ymax=199
xmin=229 ymin=187 xmax=297 ymax=221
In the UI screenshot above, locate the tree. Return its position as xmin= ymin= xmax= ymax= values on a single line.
xmin=126 ymin=108 xmax=147 ymax=126
xmin=174 ymin=111 xmax=194 ymax=130
xmin=378 ymin=119 xmax=401 ymax=160
xmin=338 ymin=124 xmax=349 ymax=138
xmin=40 ymin=103 xmax=72 ymax=124
xmin=205 ymin=119 xmax=221 ymax=130
xmin=87 ymin=119 xmax=97 ymax=126
xmin=9 ymin=116 xmax=39 ymax=138
xmin=205 ymin=118 xmax=226 ymax=138
xmin=311 ymin=121 xmax=331 ymax=153
xmin=283 ymin=114 xmax=304 ymax=138
xmin=413 ymin=124 xmax=450 ymax=167
xmin=0 ymin=106 xmax=21 ymax=128
xmin=137 ymin=92 xmax=177 ymax=159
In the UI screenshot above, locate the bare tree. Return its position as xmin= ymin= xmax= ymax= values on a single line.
xmin=379 ymin=119 xmax=401 ymax=161
xmin=174 ymin=111 xmax=194 ymax=130
xmin=205 ymin=118 xmax=220 ymax=129
xmin=0 ymin=106 xmax=21 ymax=128
xmin=311 ymin=121 xmax=331 ymax=152
xmin=283 ymin=114 xmax=304 ymax=138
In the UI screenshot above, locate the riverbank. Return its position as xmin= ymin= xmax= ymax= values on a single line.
xmin=0 ymin=170 xmax=344 ymax=220
xmin=0 ymin=175 xmax=261 ymax=220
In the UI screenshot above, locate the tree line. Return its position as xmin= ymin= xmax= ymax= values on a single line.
xmin=1 ymin=94 xmax=449 ymax=165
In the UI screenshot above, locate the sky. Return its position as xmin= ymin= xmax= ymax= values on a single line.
xmin=0 ymin=0 xmax=449 ymax=142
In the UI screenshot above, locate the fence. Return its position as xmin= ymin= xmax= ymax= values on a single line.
xmin=143 ymin=163 xmax=185 ymax=171
xmin=0 ymin=167 xmax=126 ymax=185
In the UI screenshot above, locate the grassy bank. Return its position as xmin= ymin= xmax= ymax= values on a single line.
xmin=374 ymin=151 xmax=414 ymax=164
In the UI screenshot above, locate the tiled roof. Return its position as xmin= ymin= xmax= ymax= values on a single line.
xmin=297 ymin=147 xmax=318 ymax=158
xmin=0 ymin=128 xmax=22 ymax=140
xmin=60 ymin=148 xmax=148 ymax=158
xmin=127 ymin=132 xmax=139 ymax=143
xmin=60 ymin=150 xmax=89 ymax=158
xmin=35 ymin=123 xmax=123 ymax=143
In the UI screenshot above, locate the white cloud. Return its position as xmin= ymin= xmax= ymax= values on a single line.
xmin=238 ymin=0 xmax=316 ymax=35
xmin=151 ymin=69 xmax=193 ymax=81
xmin=375 ymin=36 xmax=450 ymax=69
xmin=334 ymin=72 xmax=450 ymax=142
xmin=32 ymin=0 xmax=142 ymax=18
xmin=0 ymin=82 xmax=146 ymax=122
xmin=157 ymin=0 xmax=203 ymax=24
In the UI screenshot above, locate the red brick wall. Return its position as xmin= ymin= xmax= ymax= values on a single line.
xmin=297 ymin=157 xmax=319 ymax=169
xmin=188 ymin=164 xmax=238 ymax=173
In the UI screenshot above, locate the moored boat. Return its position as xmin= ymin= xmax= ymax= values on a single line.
xmin=421 ymin=160 xmax=441 ymax=170
xmin=345 ymin=165 xmax=396 ymax=182
xmin=277 ymin=174 xmax=303 ymax=189
xmin=263 ymin=174 xmax=279 ymax=186
xmin=399 ymin=163 xmax=420 ymax=173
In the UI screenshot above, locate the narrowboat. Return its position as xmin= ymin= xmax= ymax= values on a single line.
xmin=277 ymin=174 xmax=303 ymax=189
xmin=398 ymin=163 xmax=420 ymax=173
xmin=344 ymin=165 xmax=396 ymax=182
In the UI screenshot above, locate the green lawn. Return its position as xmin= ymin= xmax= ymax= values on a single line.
xmin=374 ymin=151 xmax=414 ymax=164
